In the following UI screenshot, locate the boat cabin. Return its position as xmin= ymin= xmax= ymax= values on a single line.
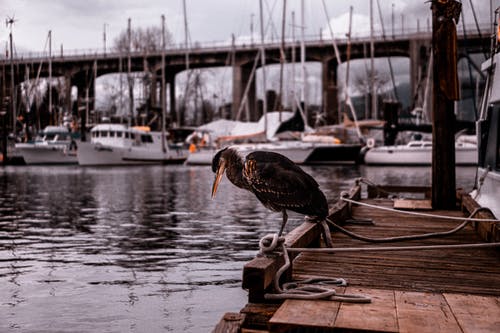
xmin=89 ymin=124 xmax=153 ymax=147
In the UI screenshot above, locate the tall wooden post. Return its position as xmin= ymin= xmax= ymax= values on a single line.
xmin=431 ymin=0 xmax=461 ymax=209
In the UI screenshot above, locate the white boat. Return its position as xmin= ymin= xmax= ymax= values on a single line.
xmin=14 ymin=126 xmax=79 ymax=165
xmin=185 ymin=112 xmax=362 ymax=165
xmin=471 ymin=39 xmax=500 ymax=218
xmin=77 ymin=124 xmax=189 ymax=166
xmin=363 ymin=139 xmax=477 ymax=166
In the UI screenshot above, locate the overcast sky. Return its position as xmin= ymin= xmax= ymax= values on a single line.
xmin=1 ymin=0 xmax=495 ymax=55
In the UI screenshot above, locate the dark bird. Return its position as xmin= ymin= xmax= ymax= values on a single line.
xmin=211 ymin=147 xmax=328 ymax=236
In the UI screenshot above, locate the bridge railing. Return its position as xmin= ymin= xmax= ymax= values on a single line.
xmin=0 ymin=23 xmax=492 ymax=63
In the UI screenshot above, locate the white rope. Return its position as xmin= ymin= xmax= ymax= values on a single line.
xmin=286 ymin=242 xmax=500 ymax=253
xmin=263 ymin=243 xmax=371 ymax=303
xmin=341 ymin=195 xmax=500 ymax=223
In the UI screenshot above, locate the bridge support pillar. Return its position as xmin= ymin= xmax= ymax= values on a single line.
xmin=168 ymin=74 xmax=177 ymax=126
xmin=409 ymin=38 xmax=431 ymax=114
xmin=322 ymin=59 xmax=339 ymax=125
xmin=232 ymin=64 xmax=256 ymax=121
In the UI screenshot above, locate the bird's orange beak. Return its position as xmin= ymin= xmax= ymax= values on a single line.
xmin=211 ymin=160 xmax=226 ymax=199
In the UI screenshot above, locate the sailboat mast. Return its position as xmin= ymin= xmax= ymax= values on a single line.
xmin=259 ymin=0 xmax=268 ymax=136
xmin=9 ymin=26 xmax=15 ymax=134
xmin=48 ymin=30 xmax=52 ymax=125
xmin=278 ymin=0 xmax=287 ymax=120
xmin=291 ymin=11 xmax=296 ymax=114
xmin=300 ymin=0 xmax=306 ymax=124
xmin=127 ymin=18 xmax=132 ymax=127
xmin=161 ymin=14 xmax=166 ymax=153
xmin=370 ymin=0 xmax=376 ymax=119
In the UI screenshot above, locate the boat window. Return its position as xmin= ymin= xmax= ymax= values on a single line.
xmin=423 ymin=143 xmax=432 ymax=147
xmin=109 ymin=131 xmax=115 ymax=138
xmin=125 ymin=132 xmax=130 ymax=139
xmin=141 ymin=134 xmax=153 ymax=143
xmin=102 ymin=131 xmax=108 ymax=138
xmin=117 ymin=131 xmax=123 ymax=138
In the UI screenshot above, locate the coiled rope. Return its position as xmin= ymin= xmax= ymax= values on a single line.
xmin=262 ymin=240 xmax=371 ymax=303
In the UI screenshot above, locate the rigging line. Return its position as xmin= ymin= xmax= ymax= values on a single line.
xmin=460 ymin=7 xmax=479 ymax=119
xmin=376 ymin=0 xmax=399 ymax=102
xmin=467 ymin=0 xmax=487 ymax=58
xmin=340 ymin=196 xmax=499 ymax=223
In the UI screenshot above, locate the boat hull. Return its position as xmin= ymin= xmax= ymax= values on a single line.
xmin=15 ymin=144 xmax=78 ymax=165
xmin=364 ymin=146 xmax=477 ymax=165
xmin=77 ymin=141 xmax=187 ymax=166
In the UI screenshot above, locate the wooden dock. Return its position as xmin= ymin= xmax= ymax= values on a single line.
xmin=213 ymin=182 xmax=500 ymax=333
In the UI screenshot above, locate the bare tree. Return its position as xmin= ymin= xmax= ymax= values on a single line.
xmin=113 ymin=25 xmax=174 ymax=53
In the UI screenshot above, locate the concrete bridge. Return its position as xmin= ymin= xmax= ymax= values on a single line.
xmin=0 ymin=28 xmax=490 ymax=130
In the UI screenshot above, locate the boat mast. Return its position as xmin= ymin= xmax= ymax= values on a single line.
xmin=291 ymin=11 xmax=296 ymax=115
xmin=7 ymin=18 xmax=16 ymax=135
xmin=48 ymin=30 xmax=53 ymax=125
xmin=127 ymin=18 xmax=133 ymax=127
xmin=300 ymin=0 xmax=307 ymax=125
xmin=161 ymin=15 xmax=166 ymax=153
xmin=259 ymin=0 xmax=268 ymax=137
xmin=370 ymin=0 xmax=376 ymax=119
xmin=278 ymin=0 xmax=287 ymax=121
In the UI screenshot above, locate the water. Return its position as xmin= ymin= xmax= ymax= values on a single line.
xmin=0 ymin=164 xmax=476 ymax=332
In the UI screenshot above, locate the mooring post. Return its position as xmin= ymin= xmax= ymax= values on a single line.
xmin=431 ymin=0 xmax=461 ymax=209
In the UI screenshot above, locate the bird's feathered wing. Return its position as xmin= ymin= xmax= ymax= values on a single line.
xmin=243 ymin=151 xmax=328 ymax=218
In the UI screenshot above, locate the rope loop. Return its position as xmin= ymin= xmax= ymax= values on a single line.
xmin=263 ymin=243 xmax=371 ymax=303
xmin=258 ymin=233 xmax=284 ymax=256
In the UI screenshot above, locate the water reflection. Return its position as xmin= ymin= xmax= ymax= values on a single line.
xmin=0 ymin=164 xmax=476 ymax=332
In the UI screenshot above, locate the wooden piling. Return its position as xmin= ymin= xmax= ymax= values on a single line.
xmin=431 ymin=0 xmax=461 ymax=209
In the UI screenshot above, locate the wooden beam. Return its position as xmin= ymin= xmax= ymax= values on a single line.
xmin=242 ymin=221 xmax=321 ymax=302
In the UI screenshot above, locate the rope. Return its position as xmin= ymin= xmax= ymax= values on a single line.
xmin=263 ymin=242 xmax=371 ymax=303
xmin=340 ymin=195 xmax=500 ymax=223
xmin=287 ymin=242 xmax=500 ymax=253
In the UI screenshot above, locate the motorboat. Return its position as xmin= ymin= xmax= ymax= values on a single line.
xmin=363 ymin=138 xmax=477 ymax=166
xmin=471 ymin=38 xmax=500 ymax=218
xmin=77 ymin=124 xmax=189 ymax=166
xmin=14 ymin=126 xmax=79 ymax=165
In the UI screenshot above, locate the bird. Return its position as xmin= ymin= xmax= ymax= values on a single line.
xmin=211 ymin=147 xmax=328 ymax=237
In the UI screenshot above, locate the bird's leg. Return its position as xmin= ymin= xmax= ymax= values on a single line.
xmin=278 ymin=210 xmax=288 ymax=237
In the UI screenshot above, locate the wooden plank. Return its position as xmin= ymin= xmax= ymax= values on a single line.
xmin=269 ymin=299 xmax=341 ymax=332
xmin=395 ymin=291 xmax=462 ymax=333
xmin=212 ymin=312 xmax=245 ymax=333
xmin=394 ymin=199 xmax=432 ymax=210
xmin=334 ymin=287 xmax=398 ymax=332
xmin=444 ymin=293 xmax=500 ymax=333
xmin=239 ymin=303 xmax=280 ymax=331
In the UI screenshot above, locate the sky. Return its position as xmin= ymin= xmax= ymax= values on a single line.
xmin=1 ymin=0 xmax=495 ymax=55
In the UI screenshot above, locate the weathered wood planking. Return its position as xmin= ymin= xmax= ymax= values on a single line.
xmin=335 ymin=287 xmax=398 ymax=332
xmin=268 ymin=297 xmax=342 ymax=332
xmin=294 ymin=197 xmax=500 ymax=297
xmin=444 ymin=293 xmax=500 ymax=333
xmin=212 ymin=312 xmax=246 ymax=333
xmin=395 ymin=291 xmax=462 ymax=332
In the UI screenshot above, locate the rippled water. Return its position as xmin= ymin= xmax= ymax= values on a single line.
xmin=0 ymin=164 xmax=476 ymax=332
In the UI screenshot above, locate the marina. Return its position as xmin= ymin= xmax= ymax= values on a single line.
xmin=0 ymin=0 xmax=497 ymax=332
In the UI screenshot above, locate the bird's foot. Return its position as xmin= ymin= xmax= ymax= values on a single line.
xmin=305 ymin=215 xmax=322 ymax=223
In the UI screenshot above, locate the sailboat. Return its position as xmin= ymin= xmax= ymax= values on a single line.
xmin=15 ymin=31 xmax=81 ymax=165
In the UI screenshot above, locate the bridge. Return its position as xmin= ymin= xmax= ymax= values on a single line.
xmin=0 ymin=27 xmax=491 ymax=132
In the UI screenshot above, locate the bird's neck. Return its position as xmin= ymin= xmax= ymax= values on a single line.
xmin=224 ymin=150 xmax=250 ymax=190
